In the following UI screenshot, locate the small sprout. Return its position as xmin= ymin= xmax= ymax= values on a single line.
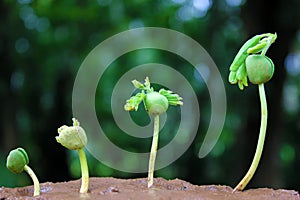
xmin=6 ymin=147 xmax=40 ymax=196
xmin=124 ymin=77 xmax=183 ymax=188
xmin=228 ymin=33 xmax=277 ymax=192
xmin=56 ymin=118 xmax=89 ymax=193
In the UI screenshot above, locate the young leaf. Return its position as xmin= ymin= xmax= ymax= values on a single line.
xmin=132 ymin=80 xmax=145 ymax=90
xmin=159 ymin=89 xmax=183 ymax=106
xmin=124 ymin=91 xmax=146 ymax=111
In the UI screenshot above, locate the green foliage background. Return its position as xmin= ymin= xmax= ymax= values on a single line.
xmin=1 ymin=0 xmax=300 ymax=191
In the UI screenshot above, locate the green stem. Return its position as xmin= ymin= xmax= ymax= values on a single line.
xmin=78 ymin=148 xmax=89 ymax=193
xmin=233 ymin=83 xmax=267 ymax=192
xmin=24 ymin=165 xmax=40 ymax=196
xmin=148 ymin=114 xmax=160 ymax=188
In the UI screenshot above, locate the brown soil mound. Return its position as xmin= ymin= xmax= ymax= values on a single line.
xmin=0 ymin=177 xmax=299 ymax=200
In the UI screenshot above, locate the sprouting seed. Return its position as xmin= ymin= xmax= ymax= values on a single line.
xmin=124 ymin=77 xmax=183 ymax=188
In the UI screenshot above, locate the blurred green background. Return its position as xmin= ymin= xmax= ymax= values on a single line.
xmin=1 ymin=0 xmax=300 ymax=191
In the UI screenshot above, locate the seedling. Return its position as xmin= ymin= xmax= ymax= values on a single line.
xmin=229 ymin=33 xmax=277 ymax=191
xmin=56 ymin=118 xmax=89 ymax=193
xmin=124 ymin=77 xmax=183 ymax=188
xmin=6 ymin=147 xmax=40 ymax=196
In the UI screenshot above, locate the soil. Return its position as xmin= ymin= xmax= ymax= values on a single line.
xmin=0 ymin=177 xmax=299 ymax=200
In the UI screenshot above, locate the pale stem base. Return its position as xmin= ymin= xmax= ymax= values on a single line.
xmin=148 ymin=115 xmax=160 ymax=188
xmin=233 ymin=83 xmax=268 ymax=192
xmin=24 ymin=165 xmax=40 ymax=196
xmin=78 ymin=148 xmax=89 ymax=193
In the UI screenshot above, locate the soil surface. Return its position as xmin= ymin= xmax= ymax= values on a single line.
xmin=0 ymin=177 xmax=299 ymax=200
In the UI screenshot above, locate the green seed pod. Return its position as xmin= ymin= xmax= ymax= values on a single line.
xmin=6 ymin=148 xmax=29 ymax=174
xmin=245 ymin=55 xmax=274 ymax=84
xmin=56 ymin=118 xmax=87 ymax=150
xmin=145 ymin=92 xmax=168 ymax=115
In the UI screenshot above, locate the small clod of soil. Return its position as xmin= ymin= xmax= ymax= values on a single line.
xmin=0 ymin=177 xmax=299 ymax=200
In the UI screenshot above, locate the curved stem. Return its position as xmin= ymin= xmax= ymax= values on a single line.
xmin=233 ymin=84 xmax=267 ymax=192
xmin=24 ymin=165 xmax=40 ymax=196
xmin=148 ymin=115 xmax=160 ymax=188
xmin=78 ymin=148 xmax=89 ymax=193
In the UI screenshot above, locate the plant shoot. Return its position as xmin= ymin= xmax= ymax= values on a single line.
xmin=124 ymin=77 xmax=183 ymax=188
xmin=229 ymin=33 xmax=277 ymax=192
xmin=6 ymin=147 xmax=40 ymax=196
xmin=56 ymin=118 xmax=89 ymax=193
